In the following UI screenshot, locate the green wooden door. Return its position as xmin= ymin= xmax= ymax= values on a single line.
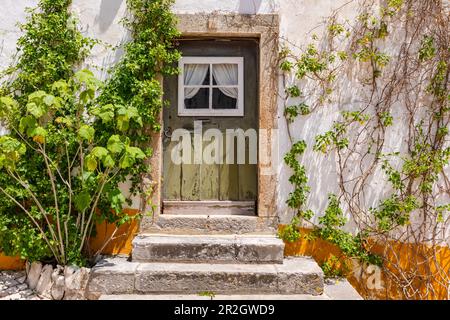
xmin=162 ymin=39 xmax=258 ymax=214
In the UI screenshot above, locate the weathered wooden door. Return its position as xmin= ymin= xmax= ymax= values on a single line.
xmin=162 ymin=39 xmax=258 ymax=215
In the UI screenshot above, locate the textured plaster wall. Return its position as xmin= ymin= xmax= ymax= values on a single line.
xmin=0 ymin=1 xmax=448 ymax=240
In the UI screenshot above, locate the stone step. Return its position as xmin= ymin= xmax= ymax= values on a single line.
xmin=98 ymin=279 xmax=362 ymax=300
xmin=99 ymin=293 xmax=330 ymax=300
xmin=86 ymin=257 xmax=324 ymax=299
xmin=140 ymin=214 xmax=277 ymax=235
xmin=132 ymin=234 xmax=285 ymax=264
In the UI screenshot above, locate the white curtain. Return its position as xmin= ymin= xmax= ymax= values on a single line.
xmin=184 ymin=64 xmax=209 ymax=99
xmin=212 ymin=64 xmax=238 ymax=99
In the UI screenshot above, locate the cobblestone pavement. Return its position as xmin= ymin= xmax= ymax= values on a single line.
xmin=0 ymin=271 xmax=44 ymax=300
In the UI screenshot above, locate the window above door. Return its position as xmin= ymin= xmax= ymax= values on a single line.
xmin=178 ymin=56 xmax=244 ymax=117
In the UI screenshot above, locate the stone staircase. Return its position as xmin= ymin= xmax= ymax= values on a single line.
xmin=86 ymin=215 xmax=359 ymax=299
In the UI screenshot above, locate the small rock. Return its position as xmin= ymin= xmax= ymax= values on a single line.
xmin=64 ymin=265 xmax=79 ymax=278
xmin=16 ymin=283 xmax=28 ymax=291
xmin=5 ymin=286 xmax=20 ymax=295
xmin=20 ymin=289 xmax=35 ymax=298
xmin=35 ymin=264 xmax=53 ymax=298
xmin=51 ymin=266 xmax=63 ymax=282
xmin=26 ymin=261 xmax=43 ymax=290
xmin=64 ymin=267 xmax=90 ymax=300
xmin=0 ymin=287 xmax=9 ymax=298
xmin=17 ymin=275 xmax=26 ymax=284
xmin=5 ymin=279 xmax=19 ymax=287
xmin=51 ymin=275 xmax=65 ymax=300
xmin=1 ymin=292 xmax=22 ymax=300
xmin=93 ymin=254 xmax=104 ymax=264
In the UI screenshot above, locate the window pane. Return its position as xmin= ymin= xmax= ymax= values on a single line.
xmin=184 ymin=64 xmax=209 ymax=85
xmin=185 ymin=88 xmax=209 ymax=109
xmin=212 ymin=88 xmax=237 ymax=109
xmin=212 ymin=64 xmax=238 ymax=85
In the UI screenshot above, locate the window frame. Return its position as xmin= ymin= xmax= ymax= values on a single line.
xmin=178 ymin=56 xmax=244 ymax=117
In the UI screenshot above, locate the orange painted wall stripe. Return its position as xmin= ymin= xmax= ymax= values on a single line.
xmin=282 ymin=226 xmax=450 ymax=300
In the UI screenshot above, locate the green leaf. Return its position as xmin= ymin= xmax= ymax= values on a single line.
xmin=78 ymin=125 xmax=95 ymax=142
xmin=103 ymin=155 xmax=115 ymax=168
xmin=31 ymin=127 xmax=47 ymax=144
xmin=80 ymin=88 xmax=95 ymax=104
xmin=119 ymin=152 xmax=132 ymax=168
xmin=118 ymin=146 xmax=146 ymax=169
xmin=116 ymin=106 xmax=142 ymax=130
xmin=0 ymin=96 xmax=18 ymax=108
xmin=26 ymin=102 xmax=46 ymax=118
xmin=125 ymin=106 xmax=139 ymax=119
xmin=116 ymin=115 xmax=129 ymax=132
xmin=75 ymin=69 xmax=94 ymax=81
xmin=108 ymin=188 xmax=126 ymax=212
xmin=74 ymin=191 xmax=91 ymax=212
xmin=82 ymin=171 xmax=94 ymax=183
xmin=0 ymin=136 xmax=26 ymax=168
xmin=90 ymin=146 xmax=108 ymax=159
xmin=0 ymin=97 xmax=19 ymax=117
xmin=85 ymin=154 xmax=97 ymax=171
xmin=92 ymin=104 xmax=114 ymax=123
xmin=19 ymin=115 xmax=37 ymax=135
xmin=43 ymin=94 xmax=55 ymax=106
xmin=52 ymin=80 xmax=70 ymax=97
xmin=107 ymin=135 xmax=124 ymax=153
xmin=127 ymin=146 xmax=146 ymax=159
xmin=28 ymin=90 xmax=47 ymax=104
xmin=55 ymin=116 xmax=73 ymax=127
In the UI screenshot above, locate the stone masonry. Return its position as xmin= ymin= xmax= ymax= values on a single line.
xmin=0 ymin=271 xmax=44 ymax=300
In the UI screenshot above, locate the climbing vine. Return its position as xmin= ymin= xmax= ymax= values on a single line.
xmin=97 ymin=0 xmax=180 ymax=210
xmin=279 ymin=0 xmax=449 ymax=299
xmin=0 ymin=0 xmax=180 ymax=265
xmin=0 ymin=0 xmax=94 ymax=98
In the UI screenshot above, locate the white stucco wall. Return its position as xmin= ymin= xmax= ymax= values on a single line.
xmin=0 ymin=1 xmax=448 ymax=241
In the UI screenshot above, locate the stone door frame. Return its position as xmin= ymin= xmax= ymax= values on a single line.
xmin=142 ymin=13 xmax=280 ymax=228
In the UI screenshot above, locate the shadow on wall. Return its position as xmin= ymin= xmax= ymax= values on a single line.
xmin=94 ymin=0 xmax=131 ymax=80
xmin=238 ymin=0 xmax=262 ymax=14
xmin=96 ymin=0 xmax=123 ymax=33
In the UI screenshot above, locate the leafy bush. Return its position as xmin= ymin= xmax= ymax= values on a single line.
xmin=0 ymin=0 xmax=180 ymax=266
xmin=0 ymin=70 xmax=146 ymax=265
